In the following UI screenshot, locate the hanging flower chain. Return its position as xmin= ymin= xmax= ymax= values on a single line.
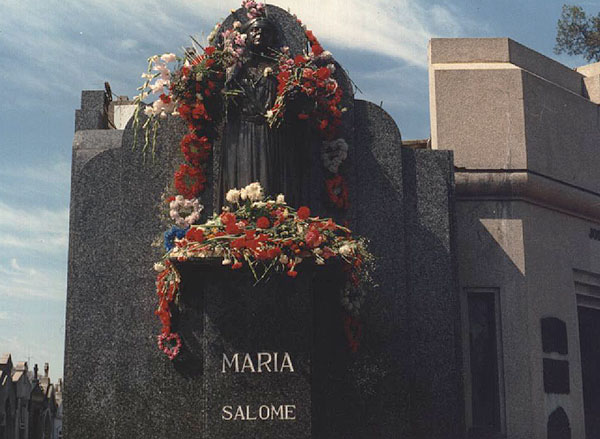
xmin=132 ymin=0 xmax=351 ymax=210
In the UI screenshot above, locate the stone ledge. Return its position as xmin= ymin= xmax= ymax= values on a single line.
xmin=429 ymin=38 xmax=583 ymax=96
xmin=455 ymin=170 xmax=600 ymax=221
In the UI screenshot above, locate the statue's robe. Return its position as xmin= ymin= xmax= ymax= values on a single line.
xmin=218 ymin=61 xmax=310 ymax=208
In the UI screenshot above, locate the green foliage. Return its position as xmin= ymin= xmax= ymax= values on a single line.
xmin=555 ymin=4 xmax=600 ymax=61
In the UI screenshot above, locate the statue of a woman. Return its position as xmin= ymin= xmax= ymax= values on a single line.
xmin=217 ymin=17 xmax=310 ymax=208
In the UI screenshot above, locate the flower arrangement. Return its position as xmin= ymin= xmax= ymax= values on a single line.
xmin=132 ymin=0 xmax=351 ymax=207
xmin=132 ymin=2 xmax=371 ymax=360
xmin=153 ymin=182 xmax=373 ymax=359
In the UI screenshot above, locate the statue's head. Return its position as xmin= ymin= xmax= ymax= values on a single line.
xmin=243 ymin=17 xmax=277 ymax=54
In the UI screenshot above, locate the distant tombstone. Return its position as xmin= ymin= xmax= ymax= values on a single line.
xmin=63 ymin=4 xmax=463 ymax=439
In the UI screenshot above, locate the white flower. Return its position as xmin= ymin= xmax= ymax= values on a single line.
xmin=338 ymin=244 xmax=353 ymax=257
xmin=280 ymin=254 xmax=289 ymax=264
xmin=226 ymin=188 xmax=241 ymax=204
xmin=276 ymin=194 xmax=285 ymax=204
xmin=222 ymin=258 xmax=232 ymax=265
xmin=144 ymin=106 xmax=155 ymax=117
xmin=263 ymin=67 xmax=273 ymax=77
xmin=154 ymin=262 xmax=166 ymax=272
xmin=161 ymin=53 xmax=177 ymax=63
xmin=265 ymin=110 xmax=274 ymax=118
xmin=243 ymin=182 xmax=264 ymax=202
xmin=233 ymin=20 xmax=242 ymax=29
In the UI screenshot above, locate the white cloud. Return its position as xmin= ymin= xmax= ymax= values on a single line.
xmin=0 ymin=258 xmax=66 ymax=300
xmin=0 ymin=312 xmax=13 ymax=321
xmin=0 ymin=200 xmax=69 ymax=255
xmin=266 ymin=0 xmax=474 ymax=67
xmin=0 ymin=161 xmax=70 ymax=190
xmin=0 ymin=0 xmax=484 ymax=109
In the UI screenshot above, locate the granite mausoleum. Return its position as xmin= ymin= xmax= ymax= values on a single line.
xmin=63 ymin=5 xmax=600 ymax=439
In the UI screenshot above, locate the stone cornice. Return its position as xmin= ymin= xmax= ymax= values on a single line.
xmin=455 ymin=170 xmax=600 ymax=222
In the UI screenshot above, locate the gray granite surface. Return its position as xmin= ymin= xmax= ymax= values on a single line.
xmin=75 ymin=90 xmax=108 ymax=131
xmin=402 ymin=147 xmax=465 ymax=437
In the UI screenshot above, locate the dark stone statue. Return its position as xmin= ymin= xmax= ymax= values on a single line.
xmin=217 ymin=17 xmax=309 ymax=208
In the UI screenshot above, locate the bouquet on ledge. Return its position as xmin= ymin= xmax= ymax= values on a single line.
xmin=154 ymin=182 xmax=373 ymax=359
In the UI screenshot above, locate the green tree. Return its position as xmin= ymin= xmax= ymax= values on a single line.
xmin=555 ymin=4 xmax=600 ymax=61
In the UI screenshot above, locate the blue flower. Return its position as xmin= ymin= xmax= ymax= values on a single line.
xmin=164 ymin=226 xmax=189 ymax=251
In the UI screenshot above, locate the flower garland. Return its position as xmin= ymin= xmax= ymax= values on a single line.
xmin=131 ymin=2 xmax=370 ymax=360
xmin=154 ymin=183 xmax=373 ymax=359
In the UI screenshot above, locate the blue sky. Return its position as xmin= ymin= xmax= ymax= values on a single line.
xmin=0 ymin=0 xmax=591 ymax=380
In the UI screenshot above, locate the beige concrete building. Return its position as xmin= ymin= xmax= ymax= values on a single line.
xmin=429 ymin=38 xmax=600 ymax=438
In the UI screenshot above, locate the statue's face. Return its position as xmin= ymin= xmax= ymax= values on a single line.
xmin=247 ymin=23 xmax=275 ymax=52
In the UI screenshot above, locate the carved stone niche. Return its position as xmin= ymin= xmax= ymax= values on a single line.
xmin=170 ymin=260 xmax=349 ymax=439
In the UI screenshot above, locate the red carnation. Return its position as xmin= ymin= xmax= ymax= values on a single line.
xmin=294 ymin=54 xmax=307 ymax=66
xmin=256 ymin=216 xmax=270 ymax=229
xmin=226 ymin=222 xmax=242 ymax=235
xmin=204 ymin=46 xmax=216 ymax=56
xmin=305 ymin=228 xmax=322 ymax=248
xmin=220 ymin=212 xmax=236 ymax=225
xmin=192 ymin=103 xmax=207 ymax=119
xmin=302 ymin=68 xmax=314 ymax=79
xmin=297 ymin=113 xmax=309 ymax=120
xmin=174 ymin=164 xmax=206 ymax=198
xmin=178 ymin=104 xmax=192 ymax=121
xmin=267 ymin=247 xmax=282 ymax=259
xmin=311 ymin=44 xmax=324 ymax=57
xmin=185 ymin=227 xmax=205 ymax=243
xmin=316 ymin=67 xmax=330 ymax=80
xmin=297 ymin=206 xmax=310 ymax=220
